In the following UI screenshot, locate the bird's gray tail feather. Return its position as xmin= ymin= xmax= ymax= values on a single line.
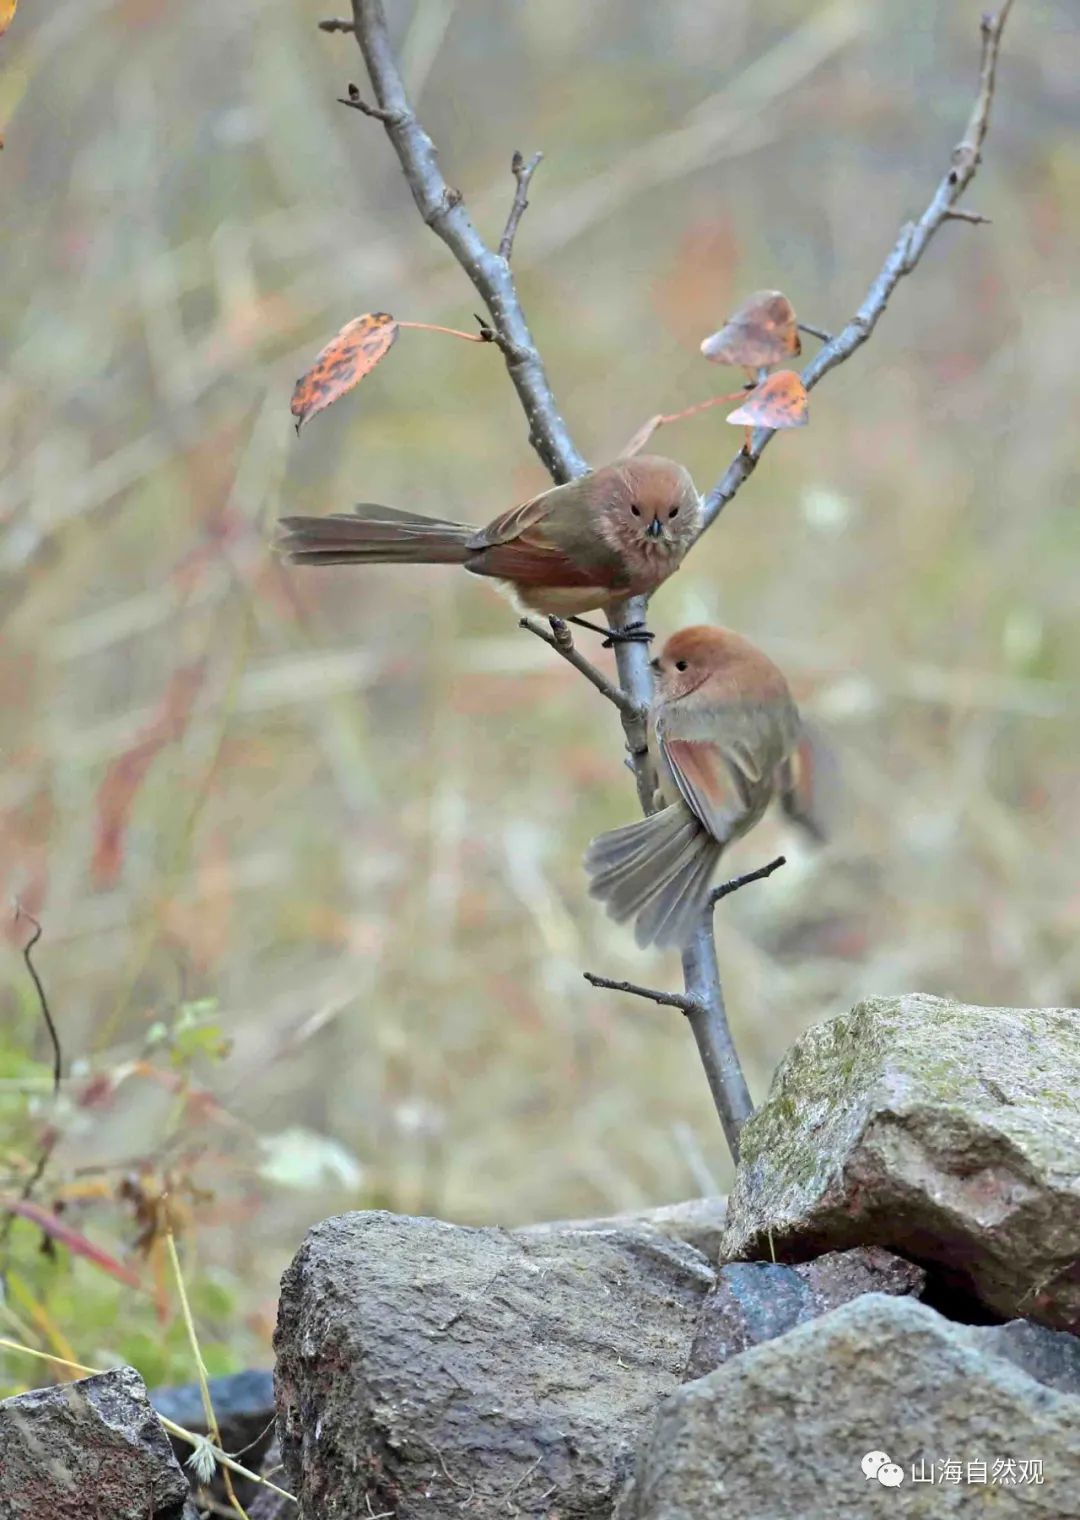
xmin=277 ymin=504 xmax=475 ymax=566
xmin=584 ymin=804 xmax=723 ymax=949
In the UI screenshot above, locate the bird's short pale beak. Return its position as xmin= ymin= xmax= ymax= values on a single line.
xmin=646 ymin=516 xmax=663 ymax=539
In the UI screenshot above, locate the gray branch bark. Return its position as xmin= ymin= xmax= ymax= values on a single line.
xmin=343 ymin=0 xmax=1014 ymax=1161
xmin=349 ymin=1 xmax=584 ymax=483
xmin=700 ymin=0 xmax=1015 ymax=532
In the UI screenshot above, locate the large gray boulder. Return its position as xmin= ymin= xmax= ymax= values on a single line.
xmin=274 ymin=1209 xmax=714 ymax=1519
xmin=0 ymin=1365 xmax=190 ymax=1520
xmin=721 ymin=994 xmax=1080 ymax=1330
xmin=620 ymin=1293 xmax=1080 ymax=1519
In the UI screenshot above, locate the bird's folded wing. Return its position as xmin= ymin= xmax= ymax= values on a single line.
xmin=466 ymin=538 xmax=615 ymax=588
xmin=655 ymin=737 xmax=742 ymax=842
xmin=470 ymin=491 xmax=555 ymax=549
xmin=467 ymin=493 xmax=615 ymax=587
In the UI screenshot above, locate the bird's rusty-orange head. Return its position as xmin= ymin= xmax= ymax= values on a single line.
xmin=651 ymin=625 xmax=790 ymax=704
xmin=597 ymin=455 xmax=701 ymax=564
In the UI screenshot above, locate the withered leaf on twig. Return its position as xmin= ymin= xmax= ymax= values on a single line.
xmin=727 ymin=370 xmax=808 ymax=430
xmin=291 ymin=312 xmax=399 ymax=432
xmin=701 ymin=290 xmax=801 ymax=369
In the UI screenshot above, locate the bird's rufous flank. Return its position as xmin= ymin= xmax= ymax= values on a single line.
xmin=585 ymin=625 xmax=805 ymax=949
xmin=277 ymin=455 xmax=702 ymax=631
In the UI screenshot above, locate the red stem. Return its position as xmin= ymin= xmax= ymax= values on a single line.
xmin=397 ymin=320 xmax=489 ymax=343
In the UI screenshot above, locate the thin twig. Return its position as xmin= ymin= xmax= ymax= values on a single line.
xmin=520 ymin=618 xmax=644 ymax=721
xmin=796 ymin=320 xmax=832 ymax=343
xmin=0 ymin=906 xmax=62 ymax=1279
xmin=319 ymin=16 xmax=356 ymax=32
xmin=337 ymin=83 xmax=403 ymax=123
xmin=700 ymin=0 xmax=1014 ymax=532
xmin=14 ymin=904 xmax=61 ymax=1096
xmin=583 ymin=972 xmax=697 ymax=1015
xmin=944 ymin=207 xmax=991 ymax=224
xmin=620 ymin=387 xmax=751 ymax=458
xmin=499 ymin=151 xmax=543 ymax=262
xmin=708 ymin=855 xmax=786 ymax=908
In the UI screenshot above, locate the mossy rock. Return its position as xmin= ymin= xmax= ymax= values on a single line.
xmin=722 ymin=994 xmax=1080 ymax=1331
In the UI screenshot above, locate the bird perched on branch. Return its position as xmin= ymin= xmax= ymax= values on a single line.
xmin=277 ymin=455 xmax=701 ymax=640
xmin=585 ymin=625 xmax=813 ymax=949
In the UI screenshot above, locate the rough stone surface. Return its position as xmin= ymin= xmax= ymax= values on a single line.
xmin=274 ymin=1209 xmax=715 ymax=1519
xmin=516 ymin=1196 xmax=728 ymax=1262
xmin=969 ymin=1320 xmax=1080 ymax=1396
xmin=0 ymin=1365 xmax=190 ymax=1520
xmin=619 ymin=1294 xmax=1080 ymax=1519
xmin=721 ymin=994 xmax=1080 ymax=1330
xmin=686 ymin=1245 xmax=925 ymax=1377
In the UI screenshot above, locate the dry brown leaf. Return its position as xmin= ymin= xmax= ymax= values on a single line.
xmin=701 ymin=290 xmax=801 ymax=369
xmin=291 ymin=312 xmax=399 ymax=432
xmin=727 ymin=370 xmax=808 ymax=429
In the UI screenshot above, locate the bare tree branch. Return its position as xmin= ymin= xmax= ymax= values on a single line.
xmin=347 ymin=0 xmax=586 ymax=482
xmin=342 ymin=0 xmax=1015 ymax=1162
xmin=499 ymin=151 xmax=543 ymax=262
xmin=519 ymin=618 xmax=644 ymax=722
xmin=319 ymin=17 xmax=356 ymax=34
xmin=699 ymin=0 xmax=1014 ymax=533
xmin=345 ymin=0 xmax=750 ymax=1153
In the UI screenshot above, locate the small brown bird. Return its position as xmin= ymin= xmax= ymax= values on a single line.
xmin=585 ymin=625 xmax=805 ymax=950
xmin=277 ymin=455 xmax=701 ymax=635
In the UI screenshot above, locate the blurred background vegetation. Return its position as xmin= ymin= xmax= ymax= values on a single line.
xmin=1 ymin=0 xmax=1077 ymax=1391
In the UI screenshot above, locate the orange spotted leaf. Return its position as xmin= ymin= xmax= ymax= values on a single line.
xmin=291 ymin=313 xmax=399 ymax=432
xmin=701 ymin=290 xmax=800 ymax=369
xmin=0 ymin=0 xmax=17 ymax=39
xmin=727 ymin=370 xmax=808 ymax=429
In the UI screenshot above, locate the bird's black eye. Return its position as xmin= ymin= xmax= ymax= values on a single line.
xmin=669 ymin=506 xmax=679 ymax=518
xmin=630 ymin=502 xmax=641 ymax=517
xmin=675 ymin=660 xmax=689 ymax=672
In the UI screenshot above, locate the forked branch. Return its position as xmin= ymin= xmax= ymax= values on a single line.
xmin=341 ymin=0 xmax=1014 ymax=1160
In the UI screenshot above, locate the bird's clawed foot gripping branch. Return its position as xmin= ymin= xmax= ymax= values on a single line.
xmin=290 ymin=0 xmax=1014 ymax=1162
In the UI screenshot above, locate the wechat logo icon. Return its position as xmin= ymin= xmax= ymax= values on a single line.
xmin=862 ymin=1451 xmax=905 ymax=1487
